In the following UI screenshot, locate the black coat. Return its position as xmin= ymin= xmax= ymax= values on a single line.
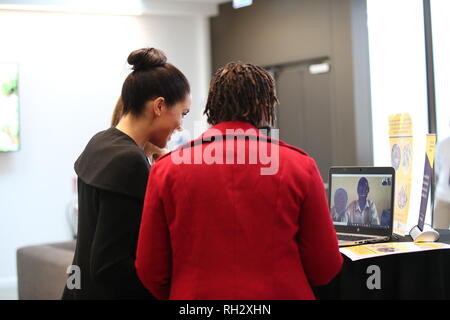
xmin=62 ymin=127 xmax=154 ymax=300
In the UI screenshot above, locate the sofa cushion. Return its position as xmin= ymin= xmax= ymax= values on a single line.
xmin=17 ymin=241 xmax=76 ymax=300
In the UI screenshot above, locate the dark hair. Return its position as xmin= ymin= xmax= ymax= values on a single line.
xmin=203 ymin=62 xmax=279 ymax=127
xmin=121 ymin=48 xmax=190 ymax=116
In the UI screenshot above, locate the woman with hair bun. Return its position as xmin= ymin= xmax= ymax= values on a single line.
xmin=62 ymin=48 xmax=191 ymax=300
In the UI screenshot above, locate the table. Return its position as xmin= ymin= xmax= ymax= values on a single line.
xmin=314 ymin=229 xmax=450 ymax=299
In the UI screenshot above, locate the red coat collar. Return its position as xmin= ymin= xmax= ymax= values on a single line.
xmin=198 ymin=121 xmax=308 ymax=156
xmin=201 ymin=121 xmax=266 ymax=140
xmin=157 ymin=121 xmax=308 ymax=163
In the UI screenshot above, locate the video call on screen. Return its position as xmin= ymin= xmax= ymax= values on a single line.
xmin=330 ymin=174 xmax=393 ymax=229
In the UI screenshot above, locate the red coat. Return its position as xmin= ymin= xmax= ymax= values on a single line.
xmin=135 ymin=121 xmax=343 ymax=300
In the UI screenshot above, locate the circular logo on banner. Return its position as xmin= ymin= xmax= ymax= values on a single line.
xmin=402 ymin=143 xmax=411 ymax=174
xmin=391 ymin=144 xmax=401 ymax=170
xmin=398 ymin=186 xmax=408 ymax=209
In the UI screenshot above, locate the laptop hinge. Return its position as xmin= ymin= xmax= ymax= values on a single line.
xmin=337 ymin=232 xmax=383 ymax=238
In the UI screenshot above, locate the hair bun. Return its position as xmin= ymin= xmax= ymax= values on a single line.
xmin=127 ymin=48 xmax=167 ymax=71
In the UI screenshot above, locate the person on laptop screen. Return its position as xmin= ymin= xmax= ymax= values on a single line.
xmin=346 ymin=177 xmax=380 ymax=226
xmin=331 ymin=188 xmax=349 ymax=223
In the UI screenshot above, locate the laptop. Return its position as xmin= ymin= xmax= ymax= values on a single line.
xmin=328 ymin=167 xmax=395 ymax=247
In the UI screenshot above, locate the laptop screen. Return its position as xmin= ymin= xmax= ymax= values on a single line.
xmin=329 ymin=173 xmax=394 ymax=230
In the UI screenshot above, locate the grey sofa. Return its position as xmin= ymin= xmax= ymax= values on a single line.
xmin=16 ymin=241 xmax=76 ymax=300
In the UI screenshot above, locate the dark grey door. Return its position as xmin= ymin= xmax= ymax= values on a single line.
xmin=275 ymin=66 xmax=332 ymax=182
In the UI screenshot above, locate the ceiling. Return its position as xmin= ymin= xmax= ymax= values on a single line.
xmin=0 ymin=0 xmax=234 ymax=16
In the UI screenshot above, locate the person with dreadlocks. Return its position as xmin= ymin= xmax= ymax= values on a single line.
xmin=135 ymin=62 xmax=343 ymax=300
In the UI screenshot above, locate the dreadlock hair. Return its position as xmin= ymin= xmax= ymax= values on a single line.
xmin=204 ymin=62 xmax=279 ymax=127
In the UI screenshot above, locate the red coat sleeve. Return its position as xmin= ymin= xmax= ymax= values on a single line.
xmin=297 ymin=158 xmax=343 ymax=286
xmin=135 ymin=164 xmax=172 ymax=300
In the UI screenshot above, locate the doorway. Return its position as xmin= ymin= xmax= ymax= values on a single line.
xmin=268 ymin=58 xmax=333 ymax=182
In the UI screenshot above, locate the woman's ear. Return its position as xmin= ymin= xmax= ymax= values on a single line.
xmin=152 ymin=97 xmax=165 ymax=117
xmin=144 ymin=97 xmax=165 ymax=118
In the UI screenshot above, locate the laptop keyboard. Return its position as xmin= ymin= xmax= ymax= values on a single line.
xmin=338 ymin=235 xmax=371 ymax=241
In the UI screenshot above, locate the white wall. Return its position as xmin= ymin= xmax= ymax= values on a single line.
xmin=0 ymin=10 xmax=211 ymax=285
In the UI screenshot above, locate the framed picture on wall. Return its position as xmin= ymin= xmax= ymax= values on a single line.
xmin=0 ymin=63 xmax=19 ymax=152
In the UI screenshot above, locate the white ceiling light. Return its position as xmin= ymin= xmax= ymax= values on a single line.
xmin=233 ymin=0 xmax=252 ymax=9
xmin=309 ymin=62 xmax=331 ymax=75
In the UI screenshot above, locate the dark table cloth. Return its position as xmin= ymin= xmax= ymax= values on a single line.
xmin=314 ymin=229 xmax=450 ymax=299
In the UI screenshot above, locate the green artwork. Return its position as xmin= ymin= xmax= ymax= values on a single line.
xmin=0 ymin=63 xmax=19 ymax=152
